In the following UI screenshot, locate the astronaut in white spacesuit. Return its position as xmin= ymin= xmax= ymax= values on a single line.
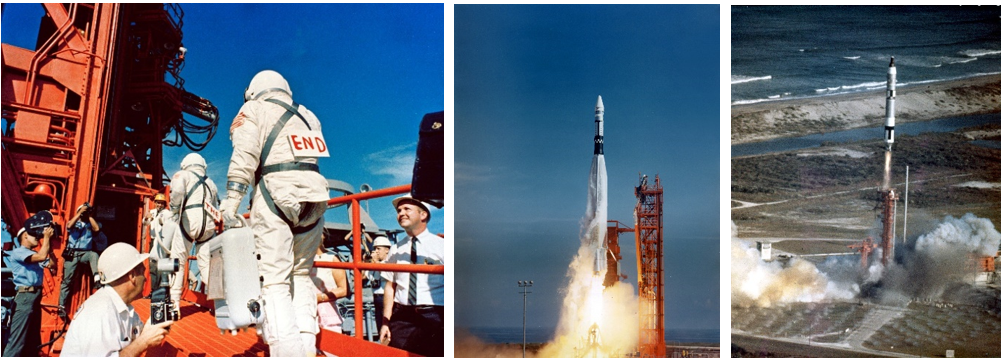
xmin=219 ymin=70 xmax=330 ymax=356
xmin=168 ymin=152 xmax=220 ymax=315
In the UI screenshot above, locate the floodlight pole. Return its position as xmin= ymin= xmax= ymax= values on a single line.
xmin=518 ymin=280 xmax=533 ymax=358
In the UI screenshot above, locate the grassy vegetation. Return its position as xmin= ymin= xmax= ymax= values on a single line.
xmin=732 ymin=127 xmax=1001 ymax=233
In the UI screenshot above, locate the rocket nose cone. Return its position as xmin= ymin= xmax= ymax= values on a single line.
xmin=596 ymin=95 xmax=604 ymax=110
xmin=890 ymin=57 xmax=895 ymax=67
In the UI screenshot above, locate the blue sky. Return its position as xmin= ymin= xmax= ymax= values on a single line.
xmin=454 ymin=5 xmax=720 ymax=334
xmin=1 ymin=3 xmax=444 ymax=237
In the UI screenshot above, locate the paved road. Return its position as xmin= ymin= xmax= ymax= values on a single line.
xmin=731 ymin=333 xmax=902 ymax=358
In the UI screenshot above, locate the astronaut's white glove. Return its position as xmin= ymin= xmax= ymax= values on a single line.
xmin=220 ymin=187 xmax=245 ymax=228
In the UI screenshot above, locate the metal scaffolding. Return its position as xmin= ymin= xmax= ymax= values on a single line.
xmin=634 ymin=174 xmax=664 ymax=357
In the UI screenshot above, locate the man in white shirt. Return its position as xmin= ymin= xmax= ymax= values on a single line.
xmin=62 ymin=243 xmax=173 ymax=357
xmin=378 ymin=195 xmax=443 ymax=357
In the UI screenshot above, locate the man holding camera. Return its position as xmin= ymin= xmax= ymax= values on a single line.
xmin=58 ymin=203 xmax=101 ymax=313
xmin=2 ymin=216 xmax=54 ymax=357
xmin=62 ymin=243 xmax=173 ymax=356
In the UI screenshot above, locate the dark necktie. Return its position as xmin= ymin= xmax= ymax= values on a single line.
xmin=408 ymin=237 xmax=418 ymax=305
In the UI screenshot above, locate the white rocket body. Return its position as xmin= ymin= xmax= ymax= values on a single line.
xmin=884 ymin=57 xmax=896 ymax=150
xmin=587 ymin=95 xmax=608 ymax=275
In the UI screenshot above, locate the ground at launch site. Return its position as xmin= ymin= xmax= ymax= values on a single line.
xmin=732 ymin=123 xmax=1000 ymax=238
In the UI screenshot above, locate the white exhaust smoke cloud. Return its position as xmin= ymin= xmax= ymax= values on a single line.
xmin=732 ymin=213 xmax=1001 ymax=308
xmin=730 ymin=222 xmax=858 ymax=308
xmin=539 ymin=155 xmax=640 ymax=357
xmin=915 ymin=213 xmax=1000 ymax=257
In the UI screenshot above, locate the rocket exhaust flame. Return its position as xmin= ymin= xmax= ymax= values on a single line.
xmin=882 ymin=150 xmax=892 ymax=191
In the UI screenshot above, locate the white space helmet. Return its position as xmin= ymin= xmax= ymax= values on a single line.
xmin=98 ymin=243 xmax=148 ymax=284
xmin=181 ymin=152 xmax=206 ymax=170
xmin=244 ymin=70 xmax=291 ymax=102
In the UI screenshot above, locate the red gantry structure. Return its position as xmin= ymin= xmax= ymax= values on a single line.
xmin=848 ymin=237 xmax=877 ymax=271
xmin=603 ymin=220 xmax=632 ymax=288
xmin=634 ymin=174 xmax=664 ymax=358
xmin=879 ymin=189 xmax=898 ymax=266
xmin=2 ymin=3 xmax=218 ymax=353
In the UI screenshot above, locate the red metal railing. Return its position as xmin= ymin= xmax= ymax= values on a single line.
xmin=319 ymin=184 xmax=445 ymax=356
xmin=183 ymin=183 xmax=443 ymax=356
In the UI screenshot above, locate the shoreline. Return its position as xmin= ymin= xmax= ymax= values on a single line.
xmin=731 ymin=74 xmax=1001 ymax=145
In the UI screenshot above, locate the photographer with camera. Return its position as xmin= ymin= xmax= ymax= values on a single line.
xmin=58 ymin=202 xmax=101 ymax=314
xmin=62 ymin=243 xmax=173 ymax=356
xmin=2 ymin=214 xmax=54 ymax=357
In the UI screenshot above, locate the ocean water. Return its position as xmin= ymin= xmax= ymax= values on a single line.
xmin=464 ymin=327 xmax=719 ymax=345
xmin=732 ymin=6 xmax=1001 ymax=105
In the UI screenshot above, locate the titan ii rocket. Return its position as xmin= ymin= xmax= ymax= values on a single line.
xmin=884 ymin=57 xmax=896 ymax=150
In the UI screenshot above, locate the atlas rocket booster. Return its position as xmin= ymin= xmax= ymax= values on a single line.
xmin=594 ymin=95 xmax=604 ymax=155
xmin=592 ymin=95 xmax=606 ymax=275
xmin=884 ymin=57 xmax=896 ymax=150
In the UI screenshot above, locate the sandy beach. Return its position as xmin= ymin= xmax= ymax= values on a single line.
xmin=732 ymin=74 xmax=1001 ymax=145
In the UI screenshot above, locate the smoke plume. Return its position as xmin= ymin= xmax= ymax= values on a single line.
xmin=733 ymin=213 xmax=1001 ymax=308
xmin=539 ymin=155 xmax=640 ymax=357
xmin=871 ymin=213 xmax=1001 ymax=303
xmin=730 ymin=221 xmax=859 ymax=308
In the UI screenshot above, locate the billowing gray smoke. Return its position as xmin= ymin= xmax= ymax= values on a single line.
xmin=733 ymin=213 xmax=1000 ymax=307
xmin=870 ymin=213 xmax=1000 ymax=304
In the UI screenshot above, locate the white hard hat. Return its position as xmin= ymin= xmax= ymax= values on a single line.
xmin=373 ymin=236 xmax=392 ymax=248
xmin=98 ymin=243 xmax=149 ymax=284
xmin=181 ymin=152 xmax=206 ymax=170
xmin=392 ymin=194 xmax=432 ymax=214
xmin=14 ymin=227 xmax=26 ymax=241
xmin=244 ymin=70 xmax=291 ymax=102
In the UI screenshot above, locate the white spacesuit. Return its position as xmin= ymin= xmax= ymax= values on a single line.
xmin=219 ymin=70 xmax=329 ymax=356
xmin=168 ymin=152 xmax=219 ymax=312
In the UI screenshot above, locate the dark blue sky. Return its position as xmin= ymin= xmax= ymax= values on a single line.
xmin=455 ymin=5 xmax=720 ymax=333
xmin=1 ymin=3 xmax=444 ymax=235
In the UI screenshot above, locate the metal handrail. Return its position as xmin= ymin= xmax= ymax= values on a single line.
xmin=219 ymin=183 xmax=443 ymax=355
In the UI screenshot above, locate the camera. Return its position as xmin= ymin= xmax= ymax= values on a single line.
xmin=76 ymin=202 xmax=91 ymax=217
xmin=24 ymin=210 xmax=59 ymax=240
xmin=150 ymin=258 xmax=180 ymax=324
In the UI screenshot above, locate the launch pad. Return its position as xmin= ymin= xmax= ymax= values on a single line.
xmin=731 ymin=56 xmax=1000 ymax=358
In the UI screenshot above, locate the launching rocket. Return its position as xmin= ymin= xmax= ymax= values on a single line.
xmin=589 ymin=95 xmax=607 ymax=275
xmin=884 ymin=57 xmax=896 ymax=150
xmin=594 ymin=95 xmax=604 ymax=155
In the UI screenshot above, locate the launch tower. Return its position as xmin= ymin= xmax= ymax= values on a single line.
xmin=634 ymin=174 xmax=664 ymax=357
